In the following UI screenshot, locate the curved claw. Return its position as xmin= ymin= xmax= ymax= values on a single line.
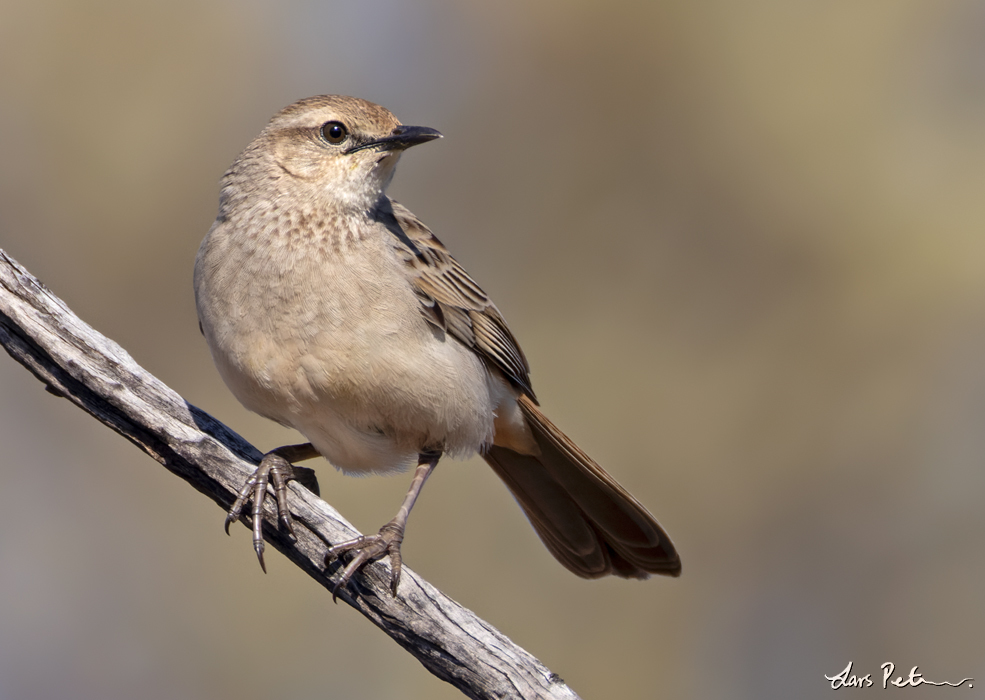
xmin=223 ymin=450 xmax=300 ymax=571
xmin=255 ymin=539 xmax=267 ymax=573
xmin=225 ymin=471 xmax=261 ymax=535
xmin=331 ymin=548 xmax=377 ymax=603
xmin=326 ymin=523 xmax=405 ymax=602
xmin=324 ymin=455 xmax=438 ymax=601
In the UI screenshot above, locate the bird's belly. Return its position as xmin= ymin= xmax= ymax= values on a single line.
xmin=203 ymin=250 xmax=502 ymax=473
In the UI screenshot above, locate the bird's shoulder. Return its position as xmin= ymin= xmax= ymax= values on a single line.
xmin=373 ymin=198 xmax=535 ymax=400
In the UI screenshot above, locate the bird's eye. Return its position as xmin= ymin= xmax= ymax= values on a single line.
xmin=320 ymin=121 xmax=348 ymax=144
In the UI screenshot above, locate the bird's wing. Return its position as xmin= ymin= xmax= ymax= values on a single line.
xmin=378 ymin=199 xmax=535 ymax=400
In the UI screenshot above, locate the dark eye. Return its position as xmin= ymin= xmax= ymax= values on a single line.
xmin=320 ymin=121 xmax=348 ymax=144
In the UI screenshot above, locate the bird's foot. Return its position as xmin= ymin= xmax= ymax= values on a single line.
xmin=324 ymin=451 xmax=438 ymax=600
xmin=224 ymin=444 xmax=321 ymax=572
xmin=326 ymin=521 xmax=405 ymax=601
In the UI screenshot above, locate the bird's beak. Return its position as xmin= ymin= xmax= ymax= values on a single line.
xmin=345 ymin=125 xmax=443 ymax=154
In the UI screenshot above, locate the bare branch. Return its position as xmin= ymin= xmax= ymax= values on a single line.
xmin=0 ymin=248 xmax=582 ymax=700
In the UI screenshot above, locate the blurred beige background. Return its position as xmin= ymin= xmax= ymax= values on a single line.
xmin=2 ymin=1 xmax=984 ymax=698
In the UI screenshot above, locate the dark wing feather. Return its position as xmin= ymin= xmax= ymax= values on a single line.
xmin=376 ymin=198 xmax=536 ymax=400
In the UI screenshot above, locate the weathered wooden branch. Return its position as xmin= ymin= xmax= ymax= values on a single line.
xmin=0 ymin=248 xmax=581 ymax=700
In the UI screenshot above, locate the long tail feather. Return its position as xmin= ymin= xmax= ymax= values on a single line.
xmin=483 ymin=395 xmax=680 ymax=578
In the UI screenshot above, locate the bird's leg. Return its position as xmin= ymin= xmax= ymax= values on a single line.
xmin=225 ymin=442 xmax=321 ymax=572
xmin=326 ymin=450 xmax=440 ymax=599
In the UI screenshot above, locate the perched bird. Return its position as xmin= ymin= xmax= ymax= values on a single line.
xmin=194 ymin=95 xmax=680 ymax=595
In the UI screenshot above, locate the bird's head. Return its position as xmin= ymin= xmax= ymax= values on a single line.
xmin=225 ymin=95 xmax=442 ymax=213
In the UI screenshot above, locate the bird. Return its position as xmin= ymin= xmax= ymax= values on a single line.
xmin=194 ymin=94 xmax=680 ymax=596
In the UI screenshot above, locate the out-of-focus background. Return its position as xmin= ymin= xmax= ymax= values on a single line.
xmin=2 ymin=1 xmax=984 ymax=698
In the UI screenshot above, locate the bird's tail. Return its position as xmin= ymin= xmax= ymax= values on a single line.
xmin=482 ymin=395 xmax=681 ymax=579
